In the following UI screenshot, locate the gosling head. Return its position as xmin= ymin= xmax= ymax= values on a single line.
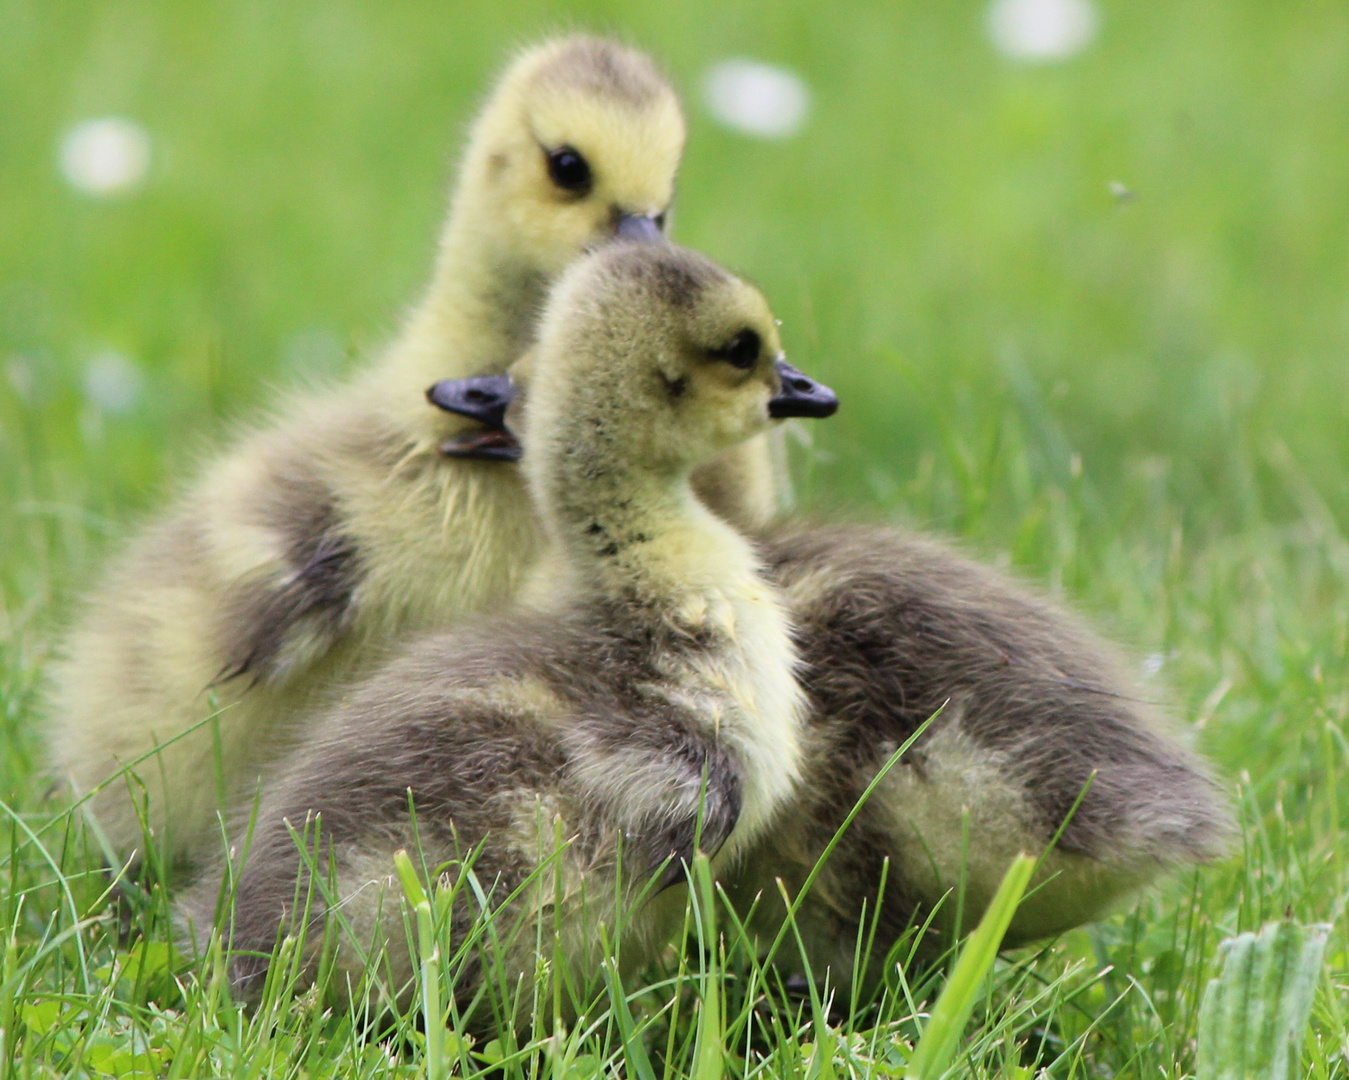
xmin=522 ymin=242 xmax=837 ymax=511
xmin=455 ymin=36 xmax=685 ymax=277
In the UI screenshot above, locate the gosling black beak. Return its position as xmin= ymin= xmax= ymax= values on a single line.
xmin=426 ymin=375 xmax=522 ymax=462
xmin=768 ymin=358 xmax=839 ymax=419
xmin=426 ymin=375 xmax=517 ymax=430
xmin=615 ymin=213 xmax=664 ymax=243
xmin=437 ymin=429 xmax=522 ymax=462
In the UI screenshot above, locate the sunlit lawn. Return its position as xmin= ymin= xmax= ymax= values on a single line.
xmin=4 ymin=0 xmax=1349 ymax=1074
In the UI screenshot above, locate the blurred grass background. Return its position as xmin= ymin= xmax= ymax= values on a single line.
xmin=7 ymin=0 xmax=1349 ymax=530
xmin=4 ymin=0 xmax=1349 ymax=1069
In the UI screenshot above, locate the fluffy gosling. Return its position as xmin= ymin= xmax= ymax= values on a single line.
xmin=426 ymin=381 xmax=1233 ymax=990
xmin=727 ymin=524 xmax=1233 ymax=990
xmin=48 ymin=37 xmax=777 ymax=868
xmin=179 ymin=242 xmax=837 ymax=1022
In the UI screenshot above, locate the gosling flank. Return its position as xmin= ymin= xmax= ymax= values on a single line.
xmin=48 ymin=37 xmax=777 ymax=868
xmin=423 ymin=376 xmax=1232 ymax=984
xmin=179 ymin=243 xmax=836 ymax=1021
xmin=725 ymin=524 xmax=1233 ymax=989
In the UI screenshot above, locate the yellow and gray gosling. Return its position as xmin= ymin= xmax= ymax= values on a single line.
xmin=47 ymin=37 xmax=779 ymax=869
xmin=178 ymin=242 xmax=837 ymax=1022
xmin=726 ymin=525 xmax=1233 ymax=990
xmin=426 ymin=385 xmax=1233 ymax=991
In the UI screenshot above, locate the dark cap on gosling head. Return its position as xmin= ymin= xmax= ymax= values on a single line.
xmin=527 ymin=36 xmax=671 ymax=108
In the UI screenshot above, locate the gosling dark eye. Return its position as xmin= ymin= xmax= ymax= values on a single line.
xmin=709 ymin=329 xmax=761 ymax=370
xmin=546 ymin=146 xmax=592 ymax=194
xmin=654 ymin=211 xmax=667 ymax=231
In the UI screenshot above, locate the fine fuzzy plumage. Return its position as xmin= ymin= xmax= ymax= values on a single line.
xmin=178 ymin=242 xmax=835 ymax=1023
xmin=46 ymin=37 xmax=779 ymax=869
xmin=420 ymin=373 xmax=1234 ymax=986
xmin=723 ymin=523 xmax=1233 ymax=989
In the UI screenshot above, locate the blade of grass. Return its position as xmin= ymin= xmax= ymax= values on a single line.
xmin=760 ymin=707 xmax=941 ymax=974
xmin=905 ymin=853 xmax=1035 ymax=1080
xmin=395 ymin=849 xmax=444 ymax=1080
xmin=690 ymin=852 xmax=723 ymax=1080
xmin=598 ymin=928 xmax=657 ymax=1080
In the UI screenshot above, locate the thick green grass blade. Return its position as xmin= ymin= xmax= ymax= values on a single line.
xmin=905 ymin=853 xmax=1035 ymax=1080
xmin=598 ymin=922 xmax=658 ymax=1080
xmin=690 ymin=853 xmax=724 ymax=1080
xmin=601 ymin=956 xmax=658 ymax=1080
xmin=1196 ymin=918 xmax=1330 ymax=1080
xmin=394 ymin=849 xmax=444 ymax=1080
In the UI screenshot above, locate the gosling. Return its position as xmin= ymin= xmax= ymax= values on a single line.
xmin=178 ymin=242 xmax=837 ymax=1023
xmin=424 ymin=378 xmax=1234 ymax=989
xmin=47 ymin=37 xmax=776 ymax=869
xmin=726 ymin=524 xmax=1233 ymax=990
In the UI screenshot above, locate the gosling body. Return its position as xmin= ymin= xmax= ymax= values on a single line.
xmin=411 ymin=369 xmax=1233 ymax=983
xmin=180 ymin=244 xmax=832 ymax=1021
xmin=726 ymin=523 xmax=1233 ymax=988
xmin=48 ymin=38 xmax=778 ymax=867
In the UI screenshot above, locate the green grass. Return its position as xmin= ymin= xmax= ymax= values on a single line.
xmin=4 ymin=0 xmax=1349 ymax=1074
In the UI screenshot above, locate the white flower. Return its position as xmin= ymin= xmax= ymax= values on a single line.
xmin=6 ymin=358 xmax=35 ymax=403
xmin=60 ymin=117 xmax=151 ymax=197
xmin=987 ymin=0 xmax=1098 ymax=63
xmin=84 ymin=350 xmax=144 ymax=413
xmin=703 ymin=59 xmax=810 ymax=140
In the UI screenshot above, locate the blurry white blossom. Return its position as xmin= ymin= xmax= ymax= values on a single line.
xmin=703 ymin=59 xmax=810 ymax=140
xmin=84 ymin=350 xmax=144 ymax=413
xmin=6 ymin=358 xmax=35 ymax=403
xmin=60 ymin=117 xmax=151 ymax=196
xmin=987 ymin=0 xmax=1098 ymax=62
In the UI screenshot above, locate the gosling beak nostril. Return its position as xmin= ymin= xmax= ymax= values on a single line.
xmin=768 ymin=358 xmax=839 ymax=420
xmin=615 ymin=213 xmax=664 ymax=243
xmin=426 ymin=374 xmax=518 ymax=431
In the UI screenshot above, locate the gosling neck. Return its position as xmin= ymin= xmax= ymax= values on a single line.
xmin=371 ymin=186 xmax=548 ymax=415
xmin=539 ymin=449 xmax=762 ymax=628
